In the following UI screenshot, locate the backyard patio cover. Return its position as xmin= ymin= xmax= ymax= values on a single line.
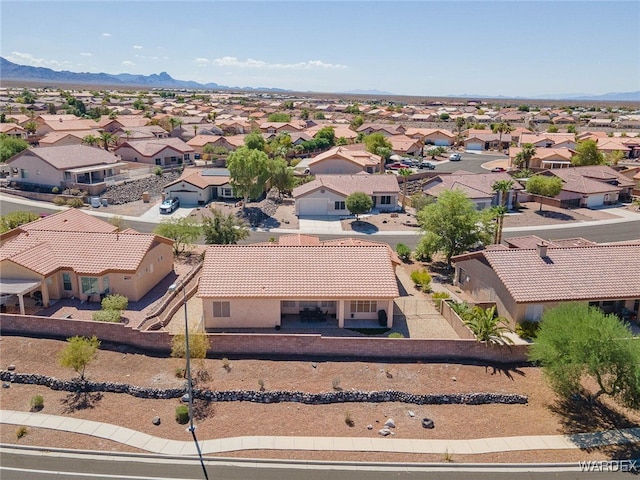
xmin=0 ymin=279 xmax=42 ymax=315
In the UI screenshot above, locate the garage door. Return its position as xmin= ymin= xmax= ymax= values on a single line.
xmin=466 ymin=143 xmax=482 ymax=151
xmin=298 ymin=198 xmax=328 ymax=216
xmin=175 ymin=191 xmax=199 ymax=207
xmin=434 ymin=139 xmax=450 ymax=146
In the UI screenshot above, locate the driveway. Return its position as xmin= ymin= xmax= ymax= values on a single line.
xmin=298 ymin=216 xmax=344 ymax=234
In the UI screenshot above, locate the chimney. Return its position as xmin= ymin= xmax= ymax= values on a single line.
xmin=536 ymin=241 xmax=548 ymax=258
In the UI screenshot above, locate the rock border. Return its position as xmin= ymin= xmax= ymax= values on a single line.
xmin=0 ymin=371 xmax=528 ymax=405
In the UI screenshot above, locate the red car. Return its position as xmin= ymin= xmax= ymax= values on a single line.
xmin=387 ymin=162 xmax=411 ymax=170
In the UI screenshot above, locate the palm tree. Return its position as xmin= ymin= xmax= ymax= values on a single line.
xmin=492 ymin=122 xmax=514 ymax=152
xmin=398 ymin=168 xmax=412 ymax=211
xmin=123 ymin=130 xmax=132 ymax=141
xmin=82 ymin=134 xmax=99 ymax=147
xmin=463 ymin=306 xmax=514 ymax=347
xmin=491 ymin=179 xmax=514 ymax=244
xmin=514 ymin=143 xmax=536 ymax=170
xmin=99 ymin=131 xmax=114 ymax=151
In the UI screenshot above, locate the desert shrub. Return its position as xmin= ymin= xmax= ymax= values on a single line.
xmin=395 ymin=243 xmax=411 ymax=263
xmin=92 ymin=309 xmax=121 ymax=323
xmin=258 ymin=378 xmax=265 ymax=391
xmin=388 ymin=332 xmax=405 ymax=338
xmin=15 ymin=426 xmax=28 ymax=439
xmin=53 ymin=196 xmax=67 ymax=206
xmin=332 ymin=377 xmax=342 ymax=391
xmin=449 ymin=301 xmax=473 ymax=321
xmin=51 ymin=186 xmax=60 ymax=194
xmin=175 ymin=405 xmax=189 ymax=424
xmin=515 ymin=320 xmax=540 ymax=341
xmin=66 ymin=197 xmax=85 ymax=208
xmin=30 ymin=394 xmax=44 ymax=411
xmin=344 ymin=411 xmax=355 ymax=427
xmin=410 ymin=268 xmax=432 ymax=292
xmin=154 ymin=167 xmax=163 ymax=176
xmin=101 ymin=294 xmax=129 ymax=311
xmin=221 ymin=358 xmax=231 ymax=371
xmin=175 ymin=367 xmax=186 ymax=378
xmin=410 ymin=193 xmax=433 ymax=213
xmin=431 ymin=291 xmax=450 ymax=308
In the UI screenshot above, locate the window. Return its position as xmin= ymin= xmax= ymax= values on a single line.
xmin=334 ymin=201 xmax=345 ymax=210
xmin=103 ymin=276 xmax=109 ymax=295
xmin=380 ymin=195 xmax=391 ymax=205
xmin=350 ymin=300 xmax=377 ymax=313
xmin=299 ymin=300 xmax=318 ymax=309
xmin=525 ymin=304 xmax=544 ymax=321
xmin=282 ymin=301 xmax=297 ymax=308
xmin=155 ymin=158 xmax=162 ymax=166
xmin=213 ymin=302 xmax=230 ymax=317
xmin=20 ymin=169 xmax=27 ymax=179
xmin=62 ymin=273 xmax=72 ymax=291
xmin=80 ymin=277 xmax=99 ymax=295
xmin=184 ymin=154 xmax=190 ymax=160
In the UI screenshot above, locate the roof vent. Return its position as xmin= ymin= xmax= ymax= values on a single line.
xmin=536 ymin=241 xmax=548 ymax=258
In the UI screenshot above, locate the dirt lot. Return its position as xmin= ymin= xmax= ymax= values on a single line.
xmin=1 ymin=336 xmax=639 ymax=462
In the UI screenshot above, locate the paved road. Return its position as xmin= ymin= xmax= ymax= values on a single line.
xmin=1 ymin=448 xmax=634 ymax=480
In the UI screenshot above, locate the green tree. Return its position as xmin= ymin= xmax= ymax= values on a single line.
xmin=300 ymin=108 xmax=309 ymax=120
xmin=463 ymin=305 xmax=513 ymax=347
xmin=513 ymin=143 xmax=536 ymax=170
xmin=0 ymin=211 xmax=40 ymax=233
xmin=154 ymin=217 xmax=202 ymax=255
xmin=398 ymin=168 xmax=411 ymax=211
xmin=491 ymin=179 xmax=514 ymax=244
xmin=351 ymin=115 xmax=364 ymax=129
xmin=604 ymin=150 xmax=625 ymax=165
xmin=439 ymin=112 xmax=450 ymax=121
xmin=82 ymin=134 xmax=99 ymax=147
xmin=201 ymin=208 xmax=250 ymax=244
xmin=244 ymin=131 xmax=266 ymax=151
xmin=99 ymin=131 xmax=114 ymax=151
xmin=529 ymin=303 xmax=640 ymax=408
xmin=417 ymin=190 xmax=494 ymax=266
xmin=58 ymin=335 xmax=100 ymax=381
xmin=24 ymin=121 xmax=38 ymax=134
xmin=267 ymin=112 xmax=291 ymax=122
xmin=227 ymin=146 xmax=270 ymax=210
xmin=572 ymin=139 xmax=605 ymax=166
xmin=491 ymin=122 xmax=514 ymax=150
xmin=525 ymin=175 xmax=563 ymax=211
xmin=315 ymin=126 xmax=336 ymax=147
xmin=566 ymin=124 xmax=577 ymax=134
xmin=345 ymin=191 xmax=373 ymax=221
xmin=364 ymin=132 xmax=392 ymax=172
xmin=268 ymin=157 xmax=295 ymax=197
xmin=546 ymin=125 xmax=559 ymax=133
xmin=0 ymin=134 xmax=29 ymax=162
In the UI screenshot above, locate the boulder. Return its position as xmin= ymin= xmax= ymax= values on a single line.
xmin=384 ymin=418 xmax=395 ymax=428
xmin=152 ymin=416 xmax=161 ymax=426
xmin=378 ymin=428 xmax=392 ymax=436
xmin=422 ymin=418 xmax=435 ymax=429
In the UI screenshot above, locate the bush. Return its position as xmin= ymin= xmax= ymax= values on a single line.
xmin=51 ymin=186 xmax=60 ymax=194
xmin=515 ymin=320 xmax=540 ymax=341
xmin=395 ymin=243 xmax=411 ymax=263
xmin=66 ymin=198 xmax=85 ymax=208
xmin=15 ymin=426 xmax=28 ymax=439
xmin=388 ymin=332 xmax=405 ymax=338
xmin=431 ymin=291 xmax=450 ymax=308
xmin=30 ymin=394 xmax=44 ymax=411
xmin=410 ymin=193 xmax=433 ymax=213
xmin=344 ymin=411 xmax=355 ymax=427
xmin=154 ymin=167 xmax=163 ymax=176
xmin=92 ymin=309 xmax=121 ymax=323
xmin=101 ymin=294 xmax=129 ymax=311
xmin=221 ymin=358 xmax=231 ymax=372
xmin=410 ymin=268 xmax=432 ymax=292
xmin=175 ymin=405 xmax=189 ymax=424
xmin=53 ymin=196 xmax=67 ymax=206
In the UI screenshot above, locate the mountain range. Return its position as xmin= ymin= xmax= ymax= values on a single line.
xmin=1 ymin=57 xmax=638 ymax=102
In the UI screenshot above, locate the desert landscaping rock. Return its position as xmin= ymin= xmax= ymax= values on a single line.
xmin=152 ymin=416 xmax=161 ymax=426
xmin=384 ymin=418 xmax=396 ymax=428
xmin=103 ymin=172 xmax=180 ymax=205
xmin=422 ymin=418 xmax=435 ymax=429
xmin=378 ymin=428 xmax=392 ymax=436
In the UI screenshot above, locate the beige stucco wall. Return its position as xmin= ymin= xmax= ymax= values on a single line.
xmin=296 ymin=188 xmax=347 ymax=216
xmin=7 ymin=153 xmax=64 ymax=187
xmin=124 ymin=242 xmax=174 ymax=301
xmin=310 ymin=158 xmax=364 ymax=175
xmin=202 ymin=298 xmax=281 ymax=329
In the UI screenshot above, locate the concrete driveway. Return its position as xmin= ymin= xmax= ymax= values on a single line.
xmin=298 ymin=216 xmax=344 ymax=234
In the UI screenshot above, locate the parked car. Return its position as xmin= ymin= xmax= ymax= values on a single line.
xmin=419 ymin=161 xmax=436 ymax=170
xmin=387 ymin=162 xmax=411 ymax=170
xmin=159 ymin=197 xmax=180 ymax=214
xmin=449 ymin=153 xmax=462 ymax=161
xmin=491 ymin=167 xmax=506 ymax=172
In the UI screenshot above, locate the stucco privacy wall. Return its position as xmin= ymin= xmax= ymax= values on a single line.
xmin=0 ymin=314 xmax=529 ymax=363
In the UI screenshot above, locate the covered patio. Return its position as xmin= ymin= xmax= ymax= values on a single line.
xmin=0 ymin=279 xmax=44 ymax=315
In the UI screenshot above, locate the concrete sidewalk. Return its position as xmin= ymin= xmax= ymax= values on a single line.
xmin=2 ymin=410 xmax=639 ymax=456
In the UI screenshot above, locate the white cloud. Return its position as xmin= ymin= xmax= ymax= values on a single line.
xmin=121 ymin=60 xmax=135 ymax=67
xmin=80 ymin=52 xmax=92 ymax=57
xmin=194 ymin=57 xmax=210 ymax=67
xmin=102 ymin=33 xmax=111 ymax=37
xmin=7 ymin=52 xmax=70 ymax=68
xmin=133 ymin=45 xmax=143 ymax=49
xmin=211 ymin=56 xmax=347 ymax=70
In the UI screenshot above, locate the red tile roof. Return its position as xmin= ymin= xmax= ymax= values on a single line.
xmin=293 ymin=174 xmax=399 ymax=198
xmin=478 ymin=244 xmax=640 ymax=303
xmin=198 ymin=244 xmax=399 ymax=299
xmin=20 ymin=209 xmax=118 ymax=233
xmin=10 ymin=145 xmax=121 ymax=170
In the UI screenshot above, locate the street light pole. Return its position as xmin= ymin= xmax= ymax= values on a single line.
xmin=169 ymin=281 xmax=208 ymax=480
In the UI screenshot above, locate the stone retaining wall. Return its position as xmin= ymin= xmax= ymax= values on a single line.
xmin=0 ymin=371 xmax=528 ymax=406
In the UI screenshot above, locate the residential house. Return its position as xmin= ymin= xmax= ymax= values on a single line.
xmin=5 ymin=144 xmax=127 ymax=195
xmin=113 ymin=138 xmax=195 ymax=167
xmin=0 ymin=209 xmax=174 ymax=313
xmin=463 ymin=132 xmax=511 ymax=151
xmin=295 ymin=146 xmax=381 ymax=175
xmin=0 ymin=123 xmax=27 ymax=139
xmin=405 ymin=128 xmax=455 ymax=147
xmin=387 ymin=134 xmax=424 ymax=156
xmin=519 ymin=133 xmax=576 ymax=149
xmin=422 ymin=171 xmax=524 ymax=210
xmin=356 ymin=123 xmax=406 ymax=136
xmin=452 ymin=241 xmax=640 ymax=326
xmin=162 ymin=167 xmax=234 ymax=206
xmin=509 ymin=146 xmax=574 ymax=169
xmin=39 ymin=130 xmax=102 ymax=147
xmin=98 ymin=115 xmax=150 ymax=133
xmin=197 ymin=235 xmax=400 ymax=329
xmin=258 ymin=121 xmax=306 ymax=134
xmin=114 ymin=125 xmax=169 ymax=145
xmin=546 ymin=165 xmax=635 ymax=206
xmin=293 ymin=173 xmax=400 ymax=216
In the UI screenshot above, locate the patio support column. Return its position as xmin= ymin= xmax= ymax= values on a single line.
xmin=17 ymin=294 xmax=25 ymax=315
xmin=338 ymin=300 xmax=344 ymax=328
xmin=41 ymin=281 xmax=50 ymax=308
xmin=387 ymin=299 xmax=394 ymax=328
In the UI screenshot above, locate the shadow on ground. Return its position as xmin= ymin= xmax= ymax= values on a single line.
xmin=61 ymin=391 xmax=103 ymax=413
xmin=349 ymin=221 xmax=379 ymax=234
xmin=549 ymin=396 xmax=640 ymax=460
xmin=534 ymin=210 xmax=576 ymax=221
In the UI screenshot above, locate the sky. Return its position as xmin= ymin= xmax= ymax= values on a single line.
xmin=1 ymin=0 xmax=639 ymax=98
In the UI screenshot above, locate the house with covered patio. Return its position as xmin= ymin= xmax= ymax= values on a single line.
xmin=198 ymin=235 xmax=400 ymax=330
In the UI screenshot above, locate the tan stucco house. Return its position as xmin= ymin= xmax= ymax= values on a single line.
xmin=198 ymin=235 xmax=400 ymax=330
xmin=0 ymin=209 xmax=174 ymax=313
xmin=113 ymin=138 xmax=195 ymax=167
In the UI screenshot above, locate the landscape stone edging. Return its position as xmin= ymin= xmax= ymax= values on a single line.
xmin=0 ymin=371 xmax=527 ymax=405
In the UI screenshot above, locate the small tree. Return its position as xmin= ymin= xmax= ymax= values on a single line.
xmin=227 ymin=146 xmax=270 ymax=210
xmin=513 ymin=143 xmax=536 ymax=170
xmin=410 ymin=268 xmax=432 ymax=292
xmin=154 ymin=217 xmax=202 ymax=255
xmin=463 ymin=306 xmax=514 ymax=347
xmin=58 ymin=335 xmax=100 ymax=381
xmin=525 ymin=175 xmax=563 ymax=212
xmin=0 ymin=134 xmax=29 ymax=162
xmin=398 ymin=168 xmax=411 ymax=211
xmin=529 ymin=303 xmax=640 ymax=408
xmin=0 ymin=211 xmax=40 ymax=233
xmin=171 ymin=329 xmax=211 ymax=377
xmin=572 ymin=139 xmax=604 ymax=166
xmin=345 ymin=192 xmax=373 ymax=221
xmin=268 ymin=157 xmax=295 ymax=197
xmin=202 ymin=208 xmax=249 ymax=245
xmin=395 ymin=243 xmax=411 ymax=263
